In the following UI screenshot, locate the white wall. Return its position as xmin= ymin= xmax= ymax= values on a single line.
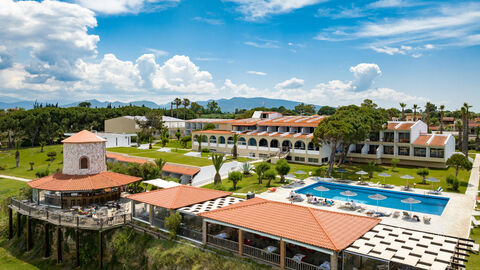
xmin=410 ymin=121 xmax=427 ymax=143
xmin=100 ymin=134 xmax=133 ymax=148
xmin=444 ymin=135 xmax=456 ymax=160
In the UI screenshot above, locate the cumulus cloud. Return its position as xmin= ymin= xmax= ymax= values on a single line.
xmin=275 ymin=77 xmax=304 ymax=90
xmin=247 ymin=70 xmax=267 ymax=76
xmin=74 ymin=0 xmax=180 ymax=14
xmin=221 ymin=79 xmax=260 ymax=97
xmin=226 ymin=0 xmax=326 ymax=21
xmin=349 ymin=63 xmax=381 ymax=91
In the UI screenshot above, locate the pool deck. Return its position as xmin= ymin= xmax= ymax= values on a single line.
xmin=258 ymin=154 xmax=479 ymax=238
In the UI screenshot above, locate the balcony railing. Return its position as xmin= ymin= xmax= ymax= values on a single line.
xmin=179 ymin=227 xmax=203 ymax=242
xmin=243 ymin=244 xmax=281 ymax=265
xmin=10 ymin=198 xmax=131 ymax=230
xmin=285 ymin=257 xmax=322 ymax=270
xmin=207 ymin=234 xmax=238 ymax=252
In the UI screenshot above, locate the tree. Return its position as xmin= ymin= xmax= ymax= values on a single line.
xmin=15 ymin=141 xmax=20 ymax=168
xmin=193 ymin=134 xmax=204 ymax=152
xmin=412 ymin=104 xmax=418 ymax=121
xmin=424 ymin=102 xmax=436 ymax=133
xmin=366 ymin=161 xmax=376 ymax=179
xmin=439 ymin=105 xmax=445 ymax=134
xmin=455 ymin=119 xmax=463 ymax=151
xmin=211 ymin=153 xmax=225 ymax=186
xmin=400 ymin=103 xmax=406 ymax=121
xmin=29 ymin=162 xmax=34 ymax=170
xmin=254 ymin=162 xmax=270 ymax=184
xmin=154 ymin=158 xmax=166 ymax=173
xmin=206 ymin=100 xmax=220 ymax=114
xmin=181 ymin=135 xmax=191 ymax=149
xmin=275 ymin=159 xmax=291 ymax=183
xmin=416 ymin=168 xmax=429 ymax=184
xmin=446 ymin=154 xmax=472 ymax=178
xmin=175 ymin=129 xmax=181 ymax=141
xmin=202 ymin=123 xmax=216 ymax=130
xmin=294 ymin=103 xmax=316 ymax=115
xmin=160 ymin=130 xmax=169 ymax=147
xmin=232 ymin=134 xmax=239 ymax=159
xmin=174 ymin=98 xmax=182 ymax=118
xmin=190 ymin=102 xmax=204 ymax=115
xmin=361 ymin=99 xmax=377 ymax=108
xmin=317 ymin=106 xmax=336 ymax=116
xmin=78 ymin=101 xmax=91 ymax=108
xmin=228 ymin=171 xmax=243 ymax=190
xmin=462 ymin=103 xmax=471 ymax=156
xmin=182 ymin=98 xmax=190 ymax=120
xmin=165 ymin=211 xmax=182 ymax=240
xmin=40 ymin=141 xmax=46 ymax=152
xmin=264 ymin=169 xmax=277 ymax=187
xmin=391 ymin=158 xmax=400 ymax=172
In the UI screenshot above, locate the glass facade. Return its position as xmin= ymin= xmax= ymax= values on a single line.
xmin=430 ymin=148 xmax=444 ymax=158
xmin=398 ymin=146 xmax=410 ymax=156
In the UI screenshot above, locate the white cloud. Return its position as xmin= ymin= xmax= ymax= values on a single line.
xmin=275 ymin=77 xmax=304 ymax=90
xmin=424 ymin=44 xmax=435 ymax=49
xmin=147 ymin=48 xmax=169 ymax=56
xmin=370 ymin=46 xmax=404 ymax=55
xmin=368 ymin=0 xmax=409 ymax=8
xmin=244 ymin=40 xmax=280 ymax=49
xmin=247 ymin=70 xmax=267 ymax=76
xmin=193 ymin=16 xmax=224 ymax=25
xmin=225 ymin=0 xmax=326 ymax=21
xmin=74 ymin=0 xmax=180 ymax=14
xmin=349 ymin=63 xmax=381 ymax=91
xmin=220 ymin=79 xmax=260 ymax=97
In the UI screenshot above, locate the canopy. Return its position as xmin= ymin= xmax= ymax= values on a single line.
xmin=314 ymin=185 xmax=330 ymax=197
xmin=369 ymin=194 xmax=387 ymax=212
xmin=401 ymin=197 xmax=421 ymax=214
xmin=336 ymin=168 xmax=348 ymax=173
xmin=340 ymin=190 xmax=357 ymax=201
xmin=426 ymin=177 xmax=440 ymax=183
xmin=401 ymin=174 xmax=415 ymax=187
xmin=143 ymin=179 xmax=181 ymax=189
xmin=378 ymin=173 xmax=391 ymax=177
xmin=355 ymin=171 xmax=368 ymax=175
xmin=294 ymin=170 xmax=307 ymax=174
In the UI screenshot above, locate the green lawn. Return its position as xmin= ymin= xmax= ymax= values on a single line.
xmin=202 ymin=174 xmax=283 ymax=194
xmin=108 ymin=147 xmax=216 ymax=166
xmin=0 ymin=145 xmax=63 ymax=179
xmin=154 ymin=139 xmax=192 ymax=149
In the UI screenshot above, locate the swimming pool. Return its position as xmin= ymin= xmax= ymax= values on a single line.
xmin=296 ymin=181 xmax=449 ymax=215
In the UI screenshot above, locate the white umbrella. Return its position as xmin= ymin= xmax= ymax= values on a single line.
xmin=401 ymin=197 xmax=421 ymax=215
xmin=314 ymin=186 xmax=330 ymax=197
xmin=294 ymin=170 xmax=307 ymax=175
xmin=378 ymin=172 xmax=391 ymax=186
xmin=285 ymin=174 xmax=296 ymax=179
xmin=340 ymin=190 xmax=357 ymax=201
xmin=426 ymin=177 xmax=440 ymax=191
xmin=368 ymin=194 xmax=387 ymax=212
xmin=356 ymin=170 xmax=368 ymax=182
xmin=337 ymin=168 xmax=348 ymax=179
xmin=401 ymin=175 xmax=415 ymax=187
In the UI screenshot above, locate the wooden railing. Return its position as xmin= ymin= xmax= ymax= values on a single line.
xmin=10 ymin=198 xmax=131 ymax=230
xmin=285 ymin=257 xmax=323 ymax=270
xmin=207 ymin=234 xmax=238 ymax=252
xmin=242 ymin=244 xmax=280 ymax=265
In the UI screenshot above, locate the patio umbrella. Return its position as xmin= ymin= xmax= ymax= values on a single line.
xmin=314 ymin=186 xmax=330 ymax=197
xmin=294 ymin=170 xmax=307 ymax=175
xmin=378 ymin=172 xmax=391 ymax=186
xmin=356 ymin=170 xmax=368 ymax=182
xmin=401 ymin=197 xmax=421 ymax=215
xmin=340 ymin=190 xmax=357 ymax=201
xmin=368 ymin=194 xmax=387 ymax=212
xmin=400 ymin=175 xmax=415 ymax=187
xmin=336 ymin=168 xmax=348 ymax=179
xmin=426 ymin=177 xmax=440 ymax=191
xmin=285 ymin=174 xmax=296 ymax=179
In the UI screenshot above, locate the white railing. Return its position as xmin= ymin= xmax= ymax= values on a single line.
xmin=207 ymin=234 xmax=238 ymax=252
xmin=243 ymin=245 xmax=280 ymax=265
xmin=285 ymin=257 xmax=322 ymax=270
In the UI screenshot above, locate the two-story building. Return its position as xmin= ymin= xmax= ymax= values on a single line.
xmin=347 ymin=121 xmax=455 ymax=168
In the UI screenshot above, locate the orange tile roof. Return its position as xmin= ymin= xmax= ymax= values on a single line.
xmin=386 ymin=123 xmax=399 ymax=130
xmin=429 ymin=135 xmax=448 ymax=146
xmin=199 ymin=198 xmax=380 ymax=251
xmin=231 ymin=119 xmax=263 ymax=126
xmin=106 ymin=153 xmax=150 ymax=164
xmin=28 ymin=171 xmax=142 ymax=191
xmin=162 ymin=163 xmax=200 ymax=176
xmin=193 ymin=130 xmax=234 ymax=135
xmin=396 ymin=123 xmax=415 ymax=131
xmin=62 ymin=130 xmax=107 ymax=143
xmin=126 ymin=186 xmax=231 ymax=210
xmin=186 ymin=118 xmax=233 ymax=123
xmin=413 ymin=134 xmax=432 ymax=145
xmin=258 ymin=115 xmax=326 ymax=127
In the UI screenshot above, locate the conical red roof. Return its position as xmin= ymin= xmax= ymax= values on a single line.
xmin=62 ymin=130 xmax=106 ymax=143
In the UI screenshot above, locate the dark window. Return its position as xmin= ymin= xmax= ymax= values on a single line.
xmin=294 ymin=156 xmax=305 ymax=162
xmin=384 ymin=132 xmax=394 ymax=142
xmin=384 ymin=146 xmax=394 ymax=155
xmin=308 ymin=158 xmax=319 ymax=163
xmin=80 ymin=157 xmax=88 ymax=169
xmin=414 ymin=147 xmax=426 ymax=157
xmin=430 ymin=148 xmax=444 ymax=158
xmin=368 ymin=145 xmax=378 ymax=155
xmin=369 ymin=132 xmax=380 ymax=142
xmin=398 ymin=146 xmax=410 ymax=156
xmin=398 ymin=132 xmax=410 ymax=143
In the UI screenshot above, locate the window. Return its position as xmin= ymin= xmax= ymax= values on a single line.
xmin=259 ymin=138 xmax=268 ymax=147
xmin=321 ymin=157 xmax=329 ymax=163
xmin=294 ymin=141 xmax=306 ymax=150
xmin=383 ymin=146 xmax=394 ymax=155
xmin=308 ymin=142 xmax=319 ymax=151
xmin=414 ymin=147 xmax=426 ymax=157
xmin=259 ymin=154 xmax=269 ymax=158
xmin=368 ymin=145 xmax=378 ymax=155
xmin=308 ymin=158 xmax=319 ymax=163
xmin=294 ymin=156 xmax=305 ymax=162
xmin=353 ymin=144 xmax=364 ymax=154
xmin=219 ymin=136 xmax=226 ymax=144
xmin=270 ymin=139 xmax=279 ymax=148
xmin=286 ymin=156 xmax=292 ymax=161
xmin=80 ymin=157 xmax=89 ymax=169
xmin=398 ymin=132 xmax=410 ymax=143
xmin=238 ymin=137 xmax=246 ymax=145
xmin=398 ymin=146 xmax=410 ymax=156
xmin=384 ymin=132 xmax=394 ymax=142
xmin=248 ymin=138 xmax=257 ymax=146
xmin=430 ymin=148 xmax=444 ymax=158
xmin=369 ymin=132 xmax=380 ymax=142
xmin=248 ymin=153 xmax=256 ymax=158
xmin=209 ymin=136 xmax=217 ymax=144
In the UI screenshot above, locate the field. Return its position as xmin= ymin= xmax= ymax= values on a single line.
xmin=0 ymin=145 xmax=63 ymax=179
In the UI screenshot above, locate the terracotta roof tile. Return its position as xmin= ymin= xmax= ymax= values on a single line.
xmin=413 ymin=135 xmax=432 ymax=145
xmin=386 ymin=123 xmax=399 ymax=130
xmin=193 ymin=130 xmax=234 ymax=135
xmin=162 ymin=163 xmax=200 ymax=176
xmin=106 ymin=153 xmax=149 ymax=164
xmin=258 ymin=115 xmax=326 ymax=127
xmin=28 ymin=171 xmax=141 ymax=191
xmin=396 ymin=123 xmax=415 ymax=130
xmin=62 ymin=130 xmax=107 ymax=143
xmin=429 ymin=135 xmax=448 ymax=146
xmin=126 ymin=186 xmax=231 ymax=210
xmin=199 ymin=198 xmax=380 ymax=251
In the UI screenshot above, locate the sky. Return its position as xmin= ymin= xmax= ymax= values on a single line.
xmin=0 ymin=0 xmax=479 ymax=110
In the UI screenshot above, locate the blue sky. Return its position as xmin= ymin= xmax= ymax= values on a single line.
xmin=0 ymin=0 xmax=479 ymax=110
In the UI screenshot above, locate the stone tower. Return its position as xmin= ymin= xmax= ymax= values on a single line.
xmin=61 ymin=130 xmax=107 ymax=175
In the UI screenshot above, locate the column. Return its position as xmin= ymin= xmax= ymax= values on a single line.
xmin=238 ymin=229 xmax=243 ymax=256
xmin=8 ymin=208 xmax=12 ymax=239
xmin=16 ymin=212 xmax=21 ymax=237
xmin=57 ymin=226 xmax=62 ymax=263
xmin=26 ymin=216 xmax=32 ymax=251
xmin=44 ymin=223 xmax=50 ymax=258
xmin=202 ymin=220 xmax=207 ymax=245
xmin=280 ymin=239 xmax=286 ymax=269
xmin=330 ymin=252 xmax=338 ymax=270
xmin=75 ymin=229 xmax=80 ymax=267
xmin=98 ymin=231 xmax=103 ymax=269
xmin=149 ymin=205 xmax=154 ymax=225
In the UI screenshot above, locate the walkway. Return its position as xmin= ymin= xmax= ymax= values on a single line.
xmin=0 ymin=174 xmax=31 ymax=182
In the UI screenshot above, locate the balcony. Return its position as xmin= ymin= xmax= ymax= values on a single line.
xmin=243 ymin=244 xmax=281 ymax=265
xmin=207 ymin=234 xmax=239 ymax=252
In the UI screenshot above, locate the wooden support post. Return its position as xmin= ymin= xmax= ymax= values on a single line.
xmin=44 ymin=223 xmax=50 ymax=258
xmin=8 ymin=208 xmax=13 ymax=239
xmin=16 ymin=212 xmax=21 ymax=237
xmin=280 ymin=239 xmax=285 ymax=269
xmin=238 ymin=229 xmax=243 ymax=256
xmin=75 ymin=229 xmax=80 ymax=267
xmin=26 ymin=216 xmax=32 ymax=251
xmin=98 ymin=231 xmax=103 ymax=269
xmin=149 ymin=204 xmax=153 ymax=225
xmin=330 ymin=251 xmax=338 ymax=270
xmin=56 ymin=226 xmax=62 ymax=263
xmin=202 ymin=220 xmax=207 ymax=245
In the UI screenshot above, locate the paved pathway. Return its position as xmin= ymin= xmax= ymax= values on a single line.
xmin=0 ymin=174 xmax=31 ymax=182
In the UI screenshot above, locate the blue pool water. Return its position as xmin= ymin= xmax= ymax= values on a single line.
xmin=296 ymin=181 xmax=449 ymax=215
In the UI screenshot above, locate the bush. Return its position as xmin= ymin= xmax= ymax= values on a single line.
xmin=313 ymin=167 xmax=326 ymax=177
xmin=165 ymin=211 xmax=182 ymax=240
xmin=391 ymin=158 xmax=400 ymax=171
xmin=446 ymin=175 xmax=455 ymax=185
xmin=46 ymin=151 xmax=57 ymax=161
xmin=228 ymin=171 xmax=243 ymax=190
xmin=35 ymin=168 xmax=50 ymax=178
xmin=452 ymin=179 xmax=459 ymax=191
xmin=0 ymin=164 xmax=7 ymax=170
xmin=201 ymin=148 xmax=210 ymax=153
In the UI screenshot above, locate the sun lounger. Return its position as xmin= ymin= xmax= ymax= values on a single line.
xmin=382 ymin=184 xmax=394 ymax=189
xmin=403 ymin=211 xmax=411 ymax=219
xmin=472 ymin=217 xmax=480 ymax=227
xmin=423 ymin=216 xmax=431 ymax=224
xmin=470 ymin=243 xmax=479 ymax=254
xmin=393 ymin=211 xmax=400 ymax=218
xmin=366 ymin=209 xmax=375 ymax=216
xmin=430 ymin=187 xmax=443 ymax=195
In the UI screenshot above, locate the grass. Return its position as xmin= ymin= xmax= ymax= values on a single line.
xmin=154 ymin=139 xmax=192 ymax=149
xmin=108 ymin=147 xmax=214 ymax=166
xmin=202 ymin=174 xmax=283 ymax=194
xmin=0 ymin=145 xmax=63 ymax=179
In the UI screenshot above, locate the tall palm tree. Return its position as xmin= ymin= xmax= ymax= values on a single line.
xmin=455 ymin=119 xmax=463 ymax=151
xmin=439 ymin=105 xmax=445 ymax=134
xmin=400 ymin=103 xmax=406 ymax=121
xmin=182 ymin=98 xmax=190 ymax=120
xmin=425 ymin=102 xmax=432 ymax=133
xmin=174 ymin=98 xmax=182 ymax=118
xmin=154 ymin=158 xmax=167 ymax=174
xmin=232 ymin=134 xmax=239 ymax=159
xmin=211 ymin=153 xmax=225 ymax=186
xmin=412 ymin=104 xmax=418 ymax=121
xmin=170 ymin=102 xmax=174 ymax=117
xmin=462 ymin=103 xmax=472 ymax=155
xmin=193 ymin=134 xmax=203 ymax=152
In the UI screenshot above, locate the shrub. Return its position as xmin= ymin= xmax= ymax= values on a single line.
xmin=201 ymin=148 xmax=210 ymax=153
xmin=391 ymin=158 xmax=400 ymax=171
xmin=313 ymin=167 xmax=326 ymax=177
xmin=165 ymin=211 xmax=182 ymax=240
xmin=35 ymin=168 xmax=50 ymax=178
xmin=275 ymin=159 xmax=291 ymax=183
xmin=452 ymin=179 xmax=459 ymax=191
xmin=228 ymin=171 xmax=243 ymax=190
xmin=29 ymin=162 xmax=34 ymax=170
xmin=264 ymin=169 xmax=277 ymax=187
xmin=0 ymin=164 xmax=7 ymax=170
xmin=241 ymin=162 xmax=253 ymax=175
xmin=46 ymin=151 xmax=57 ymax=161
xmin=416 ymin=168 xmax=429 ymax=184
xmin=446 ymin=175 xmax=455 ymax=185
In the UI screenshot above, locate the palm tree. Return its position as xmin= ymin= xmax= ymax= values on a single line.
xmin=232 ymin=134 xmax=239 ymax=159
xmin=455 ymin=119 xmax=463 ymax=151
xmin=462 ymin=103 xmax=472 ymax=156
xmin=425 ymin=102 xmax=432 ymax=133
xmin=211 ymin=153 xmax=225 ymax=186
xmin=174 ymin=98 xmax=182 ymax=118
xmin=400 ymin=103 xmax=406 ymax=121
xmin=182 ymin=98 xmax=190 ymax=120
xmin=154 ymin=158 xmax=167 ymax=174
xmin=439 ymin=105 xmax=445 ymax=134
xmin=170 ymin=102 xmax=174 ymax=117
xmin=412 ymin=104 xmax=418 ymax=121
xmin=193 ymin=134 xmax=203 ymax=152
xmin=475 ymin=126 xmax=480 ymax=151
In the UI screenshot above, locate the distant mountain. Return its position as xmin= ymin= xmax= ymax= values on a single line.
xmin=0 ymin=97 xmax=321 ymax=112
